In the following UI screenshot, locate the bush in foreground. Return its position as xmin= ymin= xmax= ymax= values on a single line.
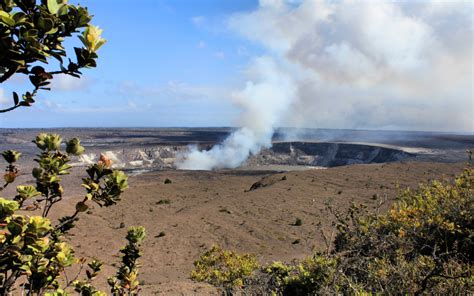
xmin=0 ymin=134 xmax=145 ymax=295
xmin=1 ymin=2 xmax=147 ymax=294
xmin=191 ymin=245 xmax=259 ymax=295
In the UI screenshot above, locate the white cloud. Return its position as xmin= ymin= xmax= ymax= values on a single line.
xmin=0 ymin=88 xmax=9 ymax=106
xmin=190 ymin=16 xmax=206 ymax=26
xmin=117 ymin=80 xmax=229 ymax=108
xmin=49 ymin=74 xmax=90 ymax=91
xmin=228 ymin=0 xmax=474 ymax=132
xmin=42 ymin=100 xmax=62 ymax=109
xmin=127 ymin=101 xmax=137 ymax=109
xmin=197 ymin=40 xmax=207 ymax=48
xmin=214 ymin=51 xmax=225 ymax=59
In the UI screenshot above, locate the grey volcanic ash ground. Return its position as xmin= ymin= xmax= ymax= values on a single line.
xmin=1 ymin=128 xmax=472 ymax=294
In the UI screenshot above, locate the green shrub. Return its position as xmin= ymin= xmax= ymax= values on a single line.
xmin=191 ymin=245 xmax=259 ymax=294
xmin=156 ymin=199 xmax=171 ymax=205
xmin=0 ymin=3 xmax=147 ymax=294
xmin=107 ymin=226 xmax=146 ymax=296
xmin=0 ymin=134 xmax=146 ymax=295
xmin=264 ymin=256 xmax=336 ymax=295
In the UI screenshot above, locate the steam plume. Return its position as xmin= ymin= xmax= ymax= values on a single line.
xmin=176 ymin=57 xmax=296 ymax=170
xmin=177 ymin=0 xmax=473 ymax=170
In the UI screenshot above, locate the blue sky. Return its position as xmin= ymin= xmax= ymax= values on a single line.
xmin=0 ymin=1 xmax=472 ymax=132
xmin=0 ymin=0 xmax=262 ymax=127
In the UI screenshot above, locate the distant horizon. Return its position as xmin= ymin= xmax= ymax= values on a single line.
xmin=0 ymin=126 xmax=473 ymax=136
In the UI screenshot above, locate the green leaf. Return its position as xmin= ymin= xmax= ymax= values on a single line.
xmin=33 ymin=133 xmax=62 ymax=151
xmin=46 ymin=26 xmax=58 ymax=34
xmin=8 ymin=218 xmax=25 ymax=236
xmin=0 ymin=11 xmax=15 ymax=27
xmin=47 ymin=0 xmax=60 ymax=14
xmin=94 ymin=39 xmax=106 ymax=51
xmin=19 ymin=101 xmax=32 ymax=107
xmin=32 ymin=168 xmax=43 ymax=179
xmin=16 ymin=185 xmax=40 ymax=200
xmin=37 ymin=17 xmax=54 ymax=32
xmin=75 ymin=202 xmax=88 ymax=212
xmin=66 ymin=138 xmax=85 ymax=156
xmin=12 ymin=12 xmax=27 ymax=24
xmin=0 ymin=198 xmax=19 ymax=218
xmin=126 ymin=226 xmax=146 ymax=244
xmin=13 ymin=92 xmax=19 ymax=105
xmin=24 ymin=29 xmax=39 ymax=38
xmin=10 ymin=60 xmax=25 ymax=66
xmin=28 ymin=216 xmax=52 ymax=235
xmin=57 ymin=4 xmax=69 ymax=16
xmin=2 ymin=150 xmax=21 ymax=163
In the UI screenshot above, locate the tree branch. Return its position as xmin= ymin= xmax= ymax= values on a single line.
xmin=0 ymin=105 xmax=21 ymax=113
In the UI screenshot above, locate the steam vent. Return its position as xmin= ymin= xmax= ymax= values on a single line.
xmin=247 ymin=142 xmax=412 ymax=168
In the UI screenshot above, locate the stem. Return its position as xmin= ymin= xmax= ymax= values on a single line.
xmin=0 ymin=85 xmax=39 ymax=114
xmin=42 ymin=198 xmax=50 ymax=217
xmin=53 ymin=196 xmax=87 ymax=232
xmin=48 ymin=69 xmax=72 ymax=75
xmin=0 ymin=182 xmax=10 ymax=192
xmin=0 ymin=105 xmax=21 ymax=113
xmin=1 ymin=270 xmax=20 ymax=295
xmin=65 ymin=262 xmax=85 ymax=288
xmin=43 ymin=196 xmax=62 ymax=217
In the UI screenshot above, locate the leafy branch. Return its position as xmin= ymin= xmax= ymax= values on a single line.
xmin=0 ymin=0 xmax=106 ymax=113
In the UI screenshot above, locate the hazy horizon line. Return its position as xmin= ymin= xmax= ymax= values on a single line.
xmin=0 ymin=126 xmax=472 ymax=135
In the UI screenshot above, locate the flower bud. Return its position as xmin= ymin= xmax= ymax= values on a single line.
xmin=66 ymin=138 xmax=85 ymax=156
xmin=98 ymin=153 xmax=111 ymax=168
xmin=33 ymin=133 xmax=62 ymax=151
xmin=32 ymin=167 xmax=43 ymax=179
xmin=1 ymin=150 xmax=21 ymax=164
xmin=3 ymin=171 xmax=17 ymax=184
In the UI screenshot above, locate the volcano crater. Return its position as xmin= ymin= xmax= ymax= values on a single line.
xmin=244 ymin=142 xmax=414 ymax=169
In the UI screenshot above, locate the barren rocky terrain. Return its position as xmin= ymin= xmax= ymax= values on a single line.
xmin=71 ymin=162 xmax=469 ymax=294
xmin=7 ymin=161 xmax=468 ymax=295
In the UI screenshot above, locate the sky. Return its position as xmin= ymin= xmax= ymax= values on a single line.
xmin=0 ymin=0 xmax=473 ymax=132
